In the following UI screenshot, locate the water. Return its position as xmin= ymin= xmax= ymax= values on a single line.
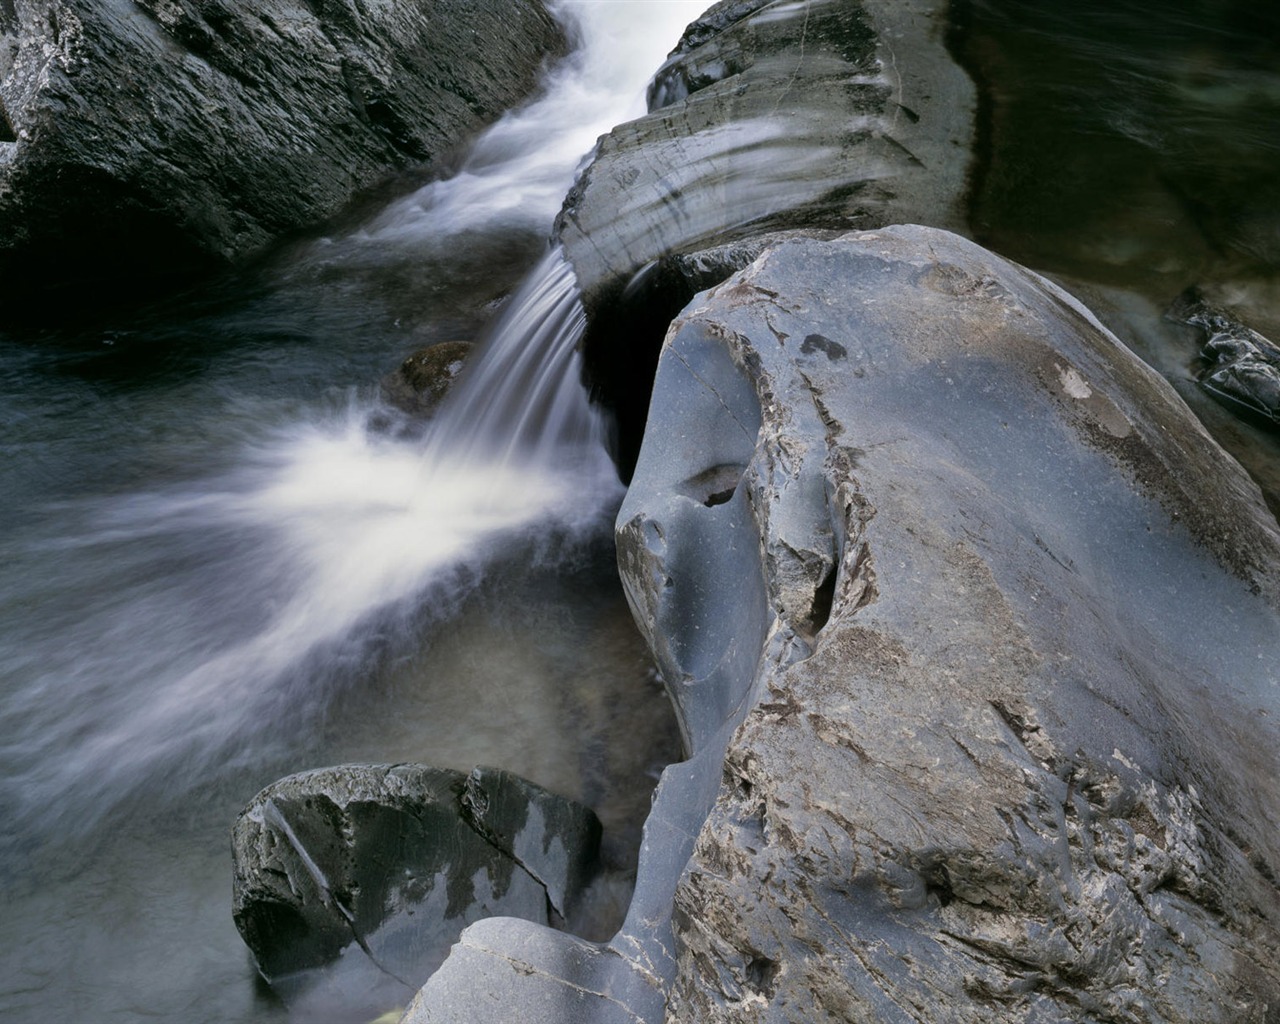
xmin=953 ymin=0 xmax=1280 ymax=506
xmin=0 ymin=3 xmax=709 ymax=1022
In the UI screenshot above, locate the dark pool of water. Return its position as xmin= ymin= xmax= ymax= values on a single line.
xmin=952 ymin=0 xmax=1280 ymax=508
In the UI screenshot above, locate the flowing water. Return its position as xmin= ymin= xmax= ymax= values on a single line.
xmin=0 ymin=3 xmax=710 ymax=1022
xmin=3 ymin=1 xmax=1277 ymax=1021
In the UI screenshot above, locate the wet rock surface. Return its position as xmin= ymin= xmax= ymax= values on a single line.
xmin=646 ymin=227 xmax=1280 ymax=1021
xmin=1171 ymin=288 xmax=1280 ymax=429
xmin=0 ymin=0 xmax=563 ymax=305
xmin=557 ymin=0 xmax=972 ymax=311
xmin=403 ymin=226 xmax=1280 ymax=1022
xmin=382 ymin=341 xmax=472 ymax=417
xmin=231 ymin=763 xmax=600 ymax=1018
xmin=555 ymin=0 xmax=974 ymax=473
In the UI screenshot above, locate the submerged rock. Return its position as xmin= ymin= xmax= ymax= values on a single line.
xmin=232 ymin=763 xmax=600 ymax=1018
xmin=402 ymin=227 xmax=1280 ymax=1021
xmin=382 ymin=341 xmax=472 ymax=417
xmin=0 ymin=0 xmax=563 ymax=305
xmin=1171 ymin=288 xmax=1280 ymax=428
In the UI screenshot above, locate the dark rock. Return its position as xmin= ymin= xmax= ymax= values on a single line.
xmin=402 ymin=226 xmax=1280 ymax=1022
xmin=232 ymin=763 xmax=600 ymax=1018
xmin=0 ymin=0 xmax=564 ymax=306
xmin=382 ymin=341 xmax=472 ymax=417
xmin=555 ymin=0 xmax=974 ymax=476
xmin=1170 ymin=288 xmax=1280 ymax=428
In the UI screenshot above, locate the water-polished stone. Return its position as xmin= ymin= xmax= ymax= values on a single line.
xmin=232 ymin=763 xmax=600 ymax=1020
xmin=638 ymin=226 xmax=1280 ymax=1022
xmin=1172 ymin=288 xmax=1280 ymax=429
xmin=556 ymin=0 xmax=974 ymax=315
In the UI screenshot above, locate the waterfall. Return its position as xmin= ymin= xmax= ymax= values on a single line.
xmin=0 ymin=1 xmax=712 ymax=841
xmin=423 ymin=248 xmax=600 ymax=469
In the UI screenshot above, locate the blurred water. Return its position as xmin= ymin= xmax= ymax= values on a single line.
xmin=0 ymin=3 xmax=708 ymax=1022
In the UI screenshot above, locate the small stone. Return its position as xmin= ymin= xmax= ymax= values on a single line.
xmin=382 ymin=341 xmax=472 ymax=417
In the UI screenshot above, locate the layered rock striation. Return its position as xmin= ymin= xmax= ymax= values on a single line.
xmin=553 ymin=0 xmax=974 ymax=471
xmin=0 ymin=0 xmax=563 ymax=303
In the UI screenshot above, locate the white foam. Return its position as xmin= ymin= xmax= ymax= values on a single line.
xmin=347 ymin=0 xmax=714 ymax=242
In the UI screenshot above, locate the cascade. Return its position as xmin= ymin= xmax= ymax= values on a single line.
xmin=0 ymin=4 xmax=711 ymax=1023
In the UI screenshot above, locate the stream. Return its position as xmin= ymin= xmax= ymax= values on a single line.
xmin=1 ymin=0 xmax=1277 ymax=1021
xmin=0 ymin=3 xmax=708 ymax=1021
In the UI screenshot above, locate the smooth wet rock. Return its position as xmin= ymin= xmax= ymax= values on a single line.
xmin=404 ymin=226 xmax=1280 ymax=1022
xmin=1171 ymin=288 xmax=1280 ymax=429
xmin=556 ymin=0 xmax=973 ymax=313
xmin=638 ymin=226 xmax=1280 ymax=1021
xmin=556 ymin=0 xmax=974 ymax=474
xmin=0 ymin=0 xmax=563 ymax=305
xmin=232 ymin=763 xmax=600 ymax=1018
xmin=383 ymin=341 xmax=472 ymax=417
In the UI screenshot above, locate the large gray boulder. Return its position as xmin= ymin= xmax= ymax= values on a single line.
xmin=403 ymin=226 xmax=1280 ymax=1021
xmin=0 ymin=0 xmax=563 ymax=301
xmin=628 ymin=225 xmax=1280 ymax=1021
xmin=232 ymin=763 xmax=601 ymax=1020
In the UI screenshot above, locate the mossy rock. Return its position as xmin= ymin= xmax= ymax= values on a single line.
xmin=382 ymin=341 xmax=472 ymax=417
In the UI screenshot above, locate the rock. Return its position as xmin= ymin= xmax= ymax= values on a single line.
xmin=1170 ymin=288 xmax=1280 ymax=428
xmin=557 ymin=0 xmax=972 ymax=309
xmin=383 ymin=341 xmax=472 ymax=417
xmin=0 ymin=0 xmax=564 ymax=305
xmin=403 ymin=225 xmax=1280 ymax=1022
xmin=231 ymin=763 xmax=601 ymax=1019
xmin=553 ymin=0 xmax=975 ymax=475
xmin=628 ymin=226 xmax=1280 ymax=1021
